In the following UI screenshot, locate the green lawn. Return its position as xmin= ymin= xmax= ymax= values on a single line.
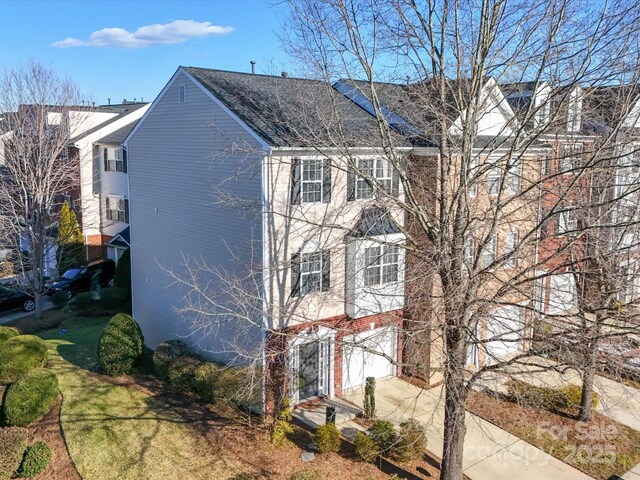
xmin=38 ymin=314 xmax=245 ymax=480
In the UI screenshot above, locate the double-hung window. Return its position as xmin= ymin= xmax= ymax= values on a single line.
xmin=558 ymin=144 xmax=582 ymax=173
xmin=463 ymin=237 xmax=475 ymax=274
xmin=291 ymin=248 xmax=330 ymax=297
xmin=468 ymin=157 xmax=478 ymax=197
xmin=104 ymin=148 xmax=125 ymax=172
xmin=557 ymin=208 xmax=577 ymax=235
xmin=290 ymin=158 xmax=331 ymax=204
xmin=352 ymin=158 xmax=394 ymax=200
xmin=364 ymin=244 xmax=400 ymax=287
xmin=504 ymin=230 xmax=518 ymax=268
xmin=506 ymin=160 xmax=522 ymax=194
xmin=486 ymin=162 xmax=501 ymax=196
xmin=481 ymin=235 xmax=497 ymax=268
xmin=106 ymin=197 xmax=128 ymax=223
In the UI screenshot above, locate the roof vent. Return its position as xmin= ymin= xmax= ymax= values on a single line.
xmin=250 ymin=60 xmax=256 ymax=74
xmin=281 ymin=72 xmax=288 ymax=78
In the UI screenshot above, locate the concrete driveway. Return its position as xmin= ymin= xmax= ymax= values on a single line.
xmin=343 ymin=377 xmax=592 ymax=480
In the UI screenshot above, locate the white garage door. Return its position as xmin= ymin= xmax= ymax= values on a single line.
xmin=342 ymin=327 xmax=397 ymax=391
xmin=548 ymin=274 xmax=577 ymax=314
xmin=486 ymin=305 xmax=524 ymax=364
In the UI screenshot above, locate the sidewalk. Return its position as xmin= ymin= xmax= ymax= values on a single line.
xmin=343 ymin=377 xmax=592 ymax=480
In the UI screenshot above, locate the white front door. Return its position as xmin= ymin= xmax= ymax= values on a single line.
xmin=342 ymin=326 xmax=397 ymax=391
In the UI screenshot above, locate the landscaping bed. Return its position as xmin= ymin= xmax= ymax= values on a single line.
xmin=466 ymin=389 xmax=640 ymax=479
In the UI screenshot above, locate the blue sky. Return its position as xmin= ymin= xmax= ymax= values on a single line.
xmin=0 ymin=0 xmax=291 ymax=105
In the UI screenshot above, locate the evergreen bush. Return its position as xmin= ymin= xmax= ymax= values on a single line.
xmin=2 ymin=368 xmax=58 ymax=426
xmin=97 ymin=313 xmax=144 ymax=376
xmin=0 ymin=335 xmax=47 ymax=385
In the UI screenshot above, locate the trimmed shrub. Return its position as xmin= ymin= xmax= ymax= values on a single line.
xmin=214 ymin=368 xmax=246 ymax=404
xmin=167 ymin=355 xmax=204 ymax=393
xmin=2 ymin=368 xmax=59 ymax=426
xmin=17 ymin=441 xmax=51 ymax=478
xmin=558 ymin=383 xmax=599 ymax=410
xmin=0 ymin=427 xmax=28 ymax=480
xmin=0 ymin=326 xmax=19 ymax=344
xmin=69 ymin=292 xmax=94 ymax=311
xmin=0 ymin=335 xmax=48 ymax=385
xmin=395 ymin=419 xmax=427 ymax=462
xmin=99 ymin=288 xmax=130 ymax=311
xmin=153 ymin=339 xmax=191 ymax=379
xmin=97 ymin=313 xmax=144 ymax=376
xmin=364 ymin=376 xmax=376 ymax=419
xmin=271 ymin=398 xmax=294 ymax=446
xmin=193 ymin=361 xmax=223 ymax=402
xmin=315 ymin=422 xmax=341 ymax=454
xmin=51 ymin=290 xmax=70 ymax=309
xmin=369 ymin=420 xmax=397 ymax=454
xmin=354 ymin=431 xmax=380 ymax=463
xmin=289 ymin=471 xmax=318 ymax=480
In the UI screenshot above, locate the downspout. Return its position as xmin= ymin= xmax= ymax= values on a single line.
xmin=260 ymin=145 xmax=272 ymax=415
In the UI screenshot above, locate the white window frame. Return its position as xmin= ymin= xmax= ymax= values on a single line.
xmin=482 ymin=235 xmax=497 ymax=268
xmin=504 ymin=230 xmax=518 ymax=268
xmin=463 ymin=237 xmax=475 ymax=274
xmin=364 ymin=244 xmax=400 ymax=287
xmin=468 ymin=157 xmax=478 ymax=197
xmin=355 ymin=158 xmax=393 ymax=200
xmin=487 ymin=165 xmax=501 ymax=196
xmin=301 ymin=158 xmax=324 ymax=203
xmin=506 ymin=160 xmax=522 ymax=194
xmin=558 ymin=144 xmax=582 ymax=173
xmin=179 ymin=84 xmax=187 ymax=104
xmin=106 ymin=196 xmax=127 ymax=223
xmin=300 ymin=251 xmax=323 ymax=296
xmin=557 ymin=208 xmax=577 ymax=235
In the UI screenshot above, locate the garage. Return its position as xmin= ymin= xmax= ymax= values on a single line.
xmin=548 ymin=273 xmax=577 ymax=314
xmin=342 ymin=326 xmax=397 ymax=391
xmin=486 ymin=305 xmax=525 ymax=364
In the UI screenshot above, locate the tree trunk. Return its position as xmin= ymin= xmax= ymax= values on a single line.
xmin=34 ymin=292 xmax=43 ymax=320
xmin=440 ymin=345 xmax=468 ymax=480
xmin=579 ymin=346 xmax=596 ymax=422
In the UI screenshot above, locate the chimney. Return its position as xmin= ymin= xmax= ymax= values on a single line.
xmin=250 ymin=61 xmax=256 ymax=74
xmin=281 ymin=72 xmax=288 ymax=78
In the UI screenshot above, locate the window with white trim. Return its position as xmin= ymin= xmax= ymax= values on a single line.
xmin=106 ymin=197 xmax=128 ymax=223
xmin=104 ymin=148 xmax=124 ymax=172
xmin=507 ymin=160 xmax=522 ymax=194
xmin=468 ymin=157 xmax=478 ymax=197
xmin=463 ymin=237 xmax=475 ymax=274
xmin=364 ymin=244 xmax=400 ymax=287
xmin=302 ymin=159 xmax=323 ymax=203
xmin=291 ymin=248 xmax=330 ymax=297
xmin=487 ymin=165 xmax=501 ymax=196
xmin=558 ymin=144 xmax=582 ymax=173
xmin=481 ymin=235 xmax=497 ymax=268
xmin=179 ymin=84 xmax=187 ymax=104
xmin=504 ymin=230 xmax=518 ymax=268
xmin=557 ymin=208 xmax=577 ymax=235
xmin=355 ymin=158 xmax=393 ymax=200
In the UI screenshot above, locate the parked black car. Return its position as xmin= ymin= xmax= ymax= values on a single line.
xmin=46 ymin=259 xmax=116 ymax=299
xmin=0 ymin=286 xmax=35 ymax=313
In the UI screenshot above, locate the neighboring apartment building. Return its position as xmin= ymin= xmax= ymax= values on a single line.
xmin=125 ymin=67 xmax=408 ymax=410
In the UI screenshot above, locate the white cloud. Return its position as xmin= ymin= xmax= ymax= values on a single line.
xmin=52 ymin=20 xmax=233 ymax=48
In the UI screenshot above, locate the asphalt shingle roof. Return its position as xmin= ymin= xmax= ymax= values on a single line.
xmin=184 ymin=67 xmax=404 ymax=148
xmin=97 ymin=120 xmax=140 ymax=145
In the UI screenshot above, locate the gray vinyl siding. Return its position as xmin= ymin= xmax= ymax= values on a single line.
xmin=127 ymin=71 xmax=265 ymax=364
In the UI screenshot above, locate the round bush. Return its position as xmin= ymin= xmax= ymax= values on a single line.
xmin=395 ymin=419 xmax=427 ymax=462
xmin=51 ymin=290 xmax=70 ymax=309
xmin=17 ymin=441 xmax=51 ymax=478
xmin=314 ymin=422 xmax=341 ymax=454
xmin=0 ymin=335 xmax=48 ymax=385
xmin=193 ymin=361 xmax=223 ymax=402
xmin=354 ymin=431 xmax=380 ymax=463
xmin=153 ymin=339 xmax=191 ymax=379
xmin=97 ymin=313 xmax=144 ymax=376
xmin=0 ymin=427 xmax=28 ymax=480
xmin=369 ymin=420 xmax=397 ymax=454
xmin=2 ymin=368 xmax=59 ymax=426
xmin=0 ymin=326 xmax=19 ymax=344
xmin=99 ymin=288 xmax=130 ymax=311
xmin=167 ymin=355 xmax=204 ymax=393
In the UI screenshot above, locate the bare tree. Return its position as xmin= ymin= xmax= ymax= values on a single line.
xmin=0 ymin=61 xmax=83 ymax=318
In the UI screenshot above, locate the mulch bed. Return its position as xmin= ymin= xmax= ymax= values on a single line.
xmin=466 ymin=389 xmax=640 ymax=480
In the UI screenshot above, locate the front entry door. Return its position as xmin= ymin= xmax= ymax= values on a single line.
xmin=298 ymin=341 xmax=320 ymax=400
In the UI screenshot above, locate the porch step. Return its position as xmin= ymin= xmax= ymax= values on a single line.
xmin=293 ymin=397 xmax=362 ymax=429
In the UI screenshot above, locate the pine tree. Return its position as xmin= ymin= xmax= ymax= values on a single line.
xmin=56 ymin=200 xmax=85 ymax=275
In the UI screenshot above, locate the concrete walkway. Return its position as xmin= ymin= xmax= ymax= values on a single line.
xmin=343 ymin=377 xmax=592 ymax=480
